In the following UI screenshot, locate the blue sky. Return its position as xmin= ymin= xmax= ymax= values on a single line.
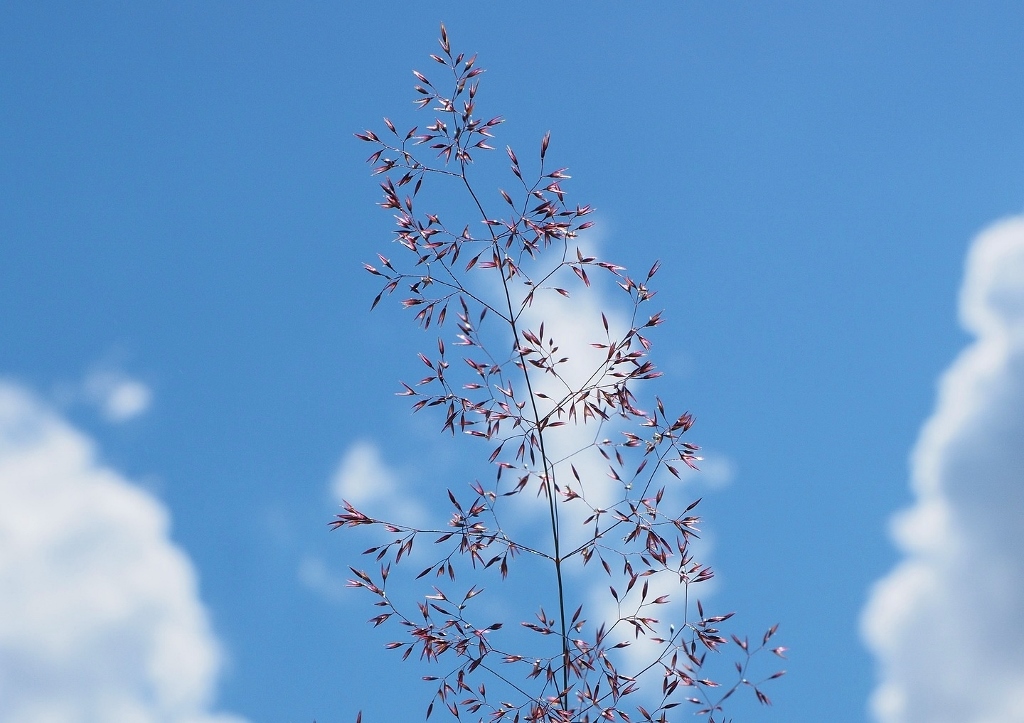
xmin=1 ymin=3 xmax=1023 ymax=722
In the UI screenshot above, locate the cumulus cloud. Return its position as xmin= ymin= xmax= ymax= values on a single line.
xmin=515 ymin=266 xmax=630 ymax=517
xmin=861 ymin=216 xmax=1024 ymax=722
xmin=0 ymin=380 xmax=246 ymax=723
xmin=506 ymin=237 xmax=730 ymax=681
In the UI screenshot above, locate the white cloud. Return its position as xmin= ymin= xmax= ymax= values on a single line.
xmin=0 ymin=380 xmax=246 ymax=723
xmin=504 ymin=237 xmax=731 ymax=684
xmin=301 ymin=441 xmax=426 ymax=604
xmin=328 ymin=440 xmax=424 ymax=526
xmin=861 ymin=216 xmax=1024 ymax=723
xmin=516 ymin=263 xmax=629 ymax=517
xmin=84 ymin=370 xmax=153 ymax=422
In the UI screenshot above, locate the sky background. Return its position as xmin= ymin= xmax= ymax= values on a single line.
xmin=2 ymin=3 xmax=1024 ymax=723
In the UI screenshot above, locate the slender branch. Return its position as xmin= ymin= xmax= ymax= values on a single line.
xmin=456 ymin=158 xmax=573 ymax=711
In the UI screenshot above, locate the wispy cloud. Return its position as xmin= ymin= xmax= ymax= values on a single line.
xmin=329 ymin=440 xmax=424 ymax=526
xmin=297 ymin=555 xmax=349 ymax=604
xmin=301 ymin=440 xmax=426 ymax=603
xmin=861 ymin=216 xmax=1024 ymax=722
xmin=0 ymin=380 xmax=246 ymax=723
xmin=83 ymin=368 xmax=153 ymax=422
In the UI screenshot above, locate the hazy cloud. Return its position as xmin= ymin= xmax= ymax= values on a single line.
xmin=301 ymin=441 xmax=427 ymax=604
xmin=303 ymin=438 xmax=428 ymax=602
xmin=297 ymin=556 xmax=349 ymax=604
xmin=84 ymin=369 xmax=153 ymax=422
xmin=329 ymin=440 xmax=424 ymax=526
xmin=0 ymin=380 xmax=246 ymax=723
xmin=861 ymin=216 xmax=1024 ymax=722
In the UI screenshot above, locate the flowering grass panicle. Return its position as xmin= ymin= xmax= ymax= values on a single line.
xmin=335 ymin=24 xmax=785 ymax=723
